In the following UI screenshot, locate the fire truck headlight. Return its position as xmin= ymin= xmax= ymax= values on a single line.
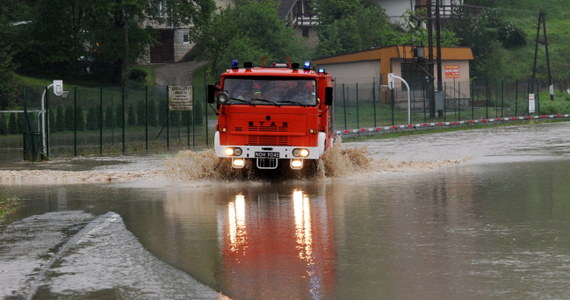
xmin=232 ymin=158 xmax=245 ymax=168
xmin=217 ymin=92 xmax=229 ymax=104
xmin=224 ymin=147 xmax=242 ymax=156
xmin=292 ymin=148 xmax=309 ymax=157
xmin=291 ymin=159 xmax=304 ymax=169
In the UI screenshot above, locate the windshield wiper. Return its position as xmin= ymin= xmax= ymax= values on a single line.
xmin=251 ymin=97 xmax=281 ymax=106
xmin=278 ymin=100 xmax=311 ymax=106
xmin=228 ymin=97 xmax=253 ymax=105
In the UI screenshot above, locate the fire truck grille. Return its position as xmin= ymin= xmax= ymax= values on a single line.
xmin=247 ymin=126 xmax=288 ymax=132
xmin=247 ymin=135 xmax=289 ymax=146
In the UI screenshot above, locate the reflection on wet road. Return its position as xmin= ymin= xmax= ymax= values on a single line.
xmin=2 ymin=122 xmax=570 ymax=299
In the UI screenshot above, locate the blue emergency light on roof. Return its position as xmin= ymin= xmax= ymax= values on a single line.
xmin=303 ymin=61 xmax=311 ymax=70
xmin=318 ymin=68 xmax=326 ymax=73
xmin=231 ymin=59 xmax=239 ymax=69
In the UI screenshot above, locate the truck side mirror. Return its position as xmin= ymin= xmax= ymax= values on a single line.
xmin=207 ymin=85 xmax=216 ymax=104
xmin=325 ymin=87 xmax=333 ymax=106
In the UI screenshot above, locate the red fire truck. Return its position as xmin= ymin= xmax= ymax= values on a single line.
xmin=207 ymin=60 xmax=334 ymax=170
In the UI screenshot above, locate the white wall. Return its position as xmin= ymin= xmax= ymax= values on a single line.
xmin=317 ymin=61 xmax=381 ymax=85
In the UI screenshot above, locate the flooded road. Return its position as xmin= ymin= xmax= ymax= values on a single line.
xmin=2 ymin=122 xmax=570 ymax=299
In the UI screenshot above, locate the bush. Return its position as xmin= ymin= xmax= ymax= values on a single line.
xmin=129 ymin=68 xmax=147 ymax=87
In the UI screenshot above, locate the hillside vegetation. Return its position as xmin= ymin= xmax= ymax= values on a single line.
xmin=473 ymin=0 xmax=570 ymax=82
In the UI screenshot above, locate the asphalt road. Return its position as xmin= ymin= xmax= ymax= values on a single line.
xmin=154 ymin=61 xmax=208 ymax=86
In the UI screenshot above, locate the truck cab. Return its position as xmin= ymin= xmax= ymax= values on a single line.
xmin=208 ymin=61 xmax=334 ymax=170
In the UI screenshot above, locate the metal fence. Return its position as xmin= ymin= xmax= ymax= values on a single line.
xmin=332 ymin=78 xmax=554 ymax=130
xmin=0 ymin=85 xmax=210 ymax=160
xmin=0 ymin=79 xmax=563 ymax=161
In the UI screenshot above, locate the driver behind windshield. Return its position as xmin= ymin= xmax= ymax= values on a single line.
xmin=224 ymin=79 xmax=316 ymax=105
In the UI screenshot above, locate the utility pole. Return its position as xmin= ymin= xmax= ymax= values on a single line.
xmin=532 ymin=10 xmax=553 ymax=100
xmin=122 ymin=9 xmax=130 ymax=87
xmin=435 ymin=0 xmax=443 ymax=117
xmin=426 ymin=0 xmax=436 ymax=118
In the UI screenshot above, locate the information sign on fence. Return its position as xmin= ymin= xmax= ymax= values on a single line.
xmin=168 ymin=86 xmax=193 ymax=111
xmin=528 ymin=93 xmax=535 ymax=113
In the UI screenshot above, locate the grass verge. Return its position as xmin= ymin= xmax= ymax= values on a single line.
xmin=342 ymin=119 xmax=568 ymax=142
xmin=0 ymin=190 xmax=19 ymax=220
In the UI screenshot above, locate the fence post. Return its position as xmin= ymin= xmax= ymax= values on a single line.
xmin=166 ymin=86 xmax=170 ymax=151
xmin=122 ymin=87 xmax=126 ymax=155
xmin=501 ymin=80 xmax=505 ymax=118
xmin=99 ymin=87 xmax=103 ymax=155
xmin=145 ymin=86 xmax=149 ymax=151
xmin=191 ymin=85 xmax=195 ymax=148
xmin=342 ymin=83 xmax=347 ymax=130
xmin=458 ymin=81 xmax=461 ymax=121
xmin=45 ymin=87 xmax=50 ymax=157
xmin=515 ymin=80 xmax=519 ymax=116
xmin=205 ymin=84 xmax=209 ymax=147
xmin=74 ymin=87 xmax=77 ymax=156
xmin=372 ymin=78 xmax=377 ymax=128
xmin=537 ymin=81 xmax=541 ymax=114
xmin=391 ymin=89 xmax=395 ymax=125
xmin=443 ymin=82 xmax=447 ymax=122
xmin=485 ymin=80 xmax=489 ymax=119
xmin=469 ymin=82 xmax=475 ymax=120
xmin=355 ymin=83 xmax=360 ymax=129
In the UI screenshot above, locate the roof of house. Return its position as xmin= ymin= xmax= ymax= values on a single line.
xmin=313 ymin=45 xmax=474 ymax=65
xmin=278 ymin=0 xmax=297 ymax=18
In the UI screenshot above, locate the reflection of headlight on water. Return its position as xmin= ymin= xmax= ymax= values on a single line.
xmin=293 ymin=189 xmax=313 ymax=261
xmin=228 ymin=194 xmax=247 ymax=251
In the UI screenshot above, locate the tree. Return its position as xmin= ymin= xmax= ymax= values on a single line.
xmin=197 ymin=0 xmax=308 ymax=75
xmin=11 ymin=0 xmax=215 ymax=84
xmin=313 ymin=0 xmax=400 ymax=57
xmin=446 ymin=7 xmax=527 ymax=79
xmin=0 ymin=1 xmax=24 ymax=109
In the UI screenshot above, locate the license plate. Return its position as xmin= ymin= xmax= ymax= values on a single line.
xmin=255 ymin=151 xmax=279 ymax=158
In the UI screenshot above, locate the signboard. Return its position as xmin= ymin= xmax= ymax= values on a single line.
xmin=444 ymin=65 xmax=460 ymax=78
xmin=528 ymin=93 xmax=535 ymax=114
xmin=168 ymin=86 xmax=193 ymax=111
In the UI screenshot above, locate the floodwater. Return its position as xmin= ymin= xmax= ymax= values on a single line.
xmin=2 ymin=122 xmax=570 ymax=299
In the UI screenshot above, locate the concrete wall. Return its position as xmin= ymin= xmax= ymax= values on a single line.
xmin=173 ymin=28 xmax=193 ymax=62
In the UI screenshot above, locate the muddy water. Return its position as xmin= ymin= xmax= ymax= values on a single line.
xmin=2 ymin=122 xmax=570 ymax=299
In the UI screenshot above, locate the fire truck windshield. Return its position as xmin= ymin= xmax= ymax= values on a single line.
xmin=223 ymin=78 xmax=317 ymax=106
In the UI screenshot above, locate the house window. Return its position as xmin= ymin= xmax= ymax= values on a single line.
xmin=183 ymin=33 xmax=190 ymax=44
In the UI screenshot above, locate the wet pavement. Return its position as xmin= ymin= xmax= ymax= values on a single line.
xmin=2 ymin=122 xmax=570 ymax=299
